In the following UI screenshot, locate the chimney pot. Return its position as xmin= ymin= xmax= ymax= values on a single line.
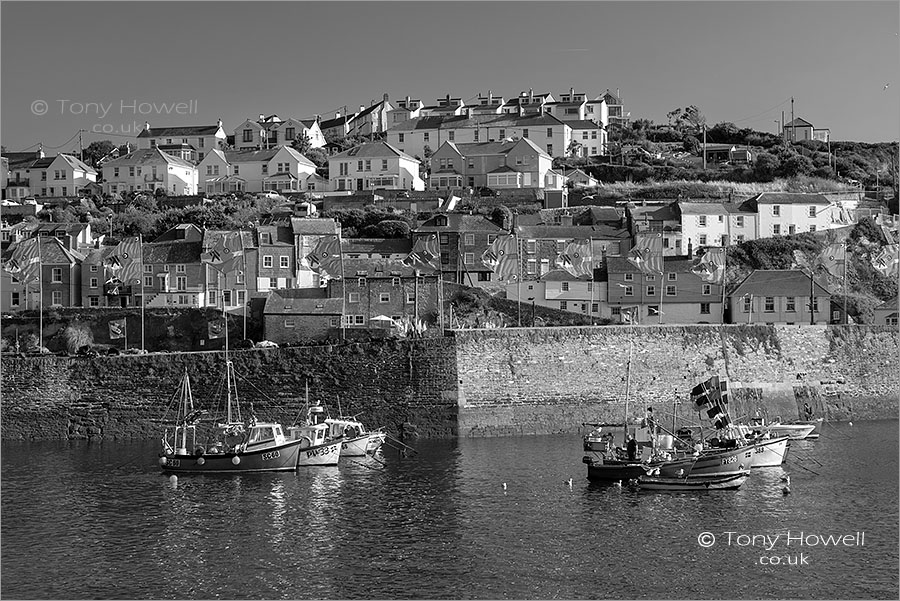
xmin=259 ymin=114 xmax=265 ymax=121
xmin=335 ymin=112 xmax=341 ymax=119
xmin=360 ymin=105 xmax=365 ymax=113
xmin=217 ymin=118 xmax=222 ymax=128
xmin=383 ymin=93 xmax=389 ymax=102
xmin=144 ymin=122 xmax=150 ymax=132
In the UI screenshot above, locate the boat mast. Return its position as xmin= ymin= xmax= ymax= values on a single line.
xmin=623 ymin=319 xmax=635 ymax=446
xmin=181 ymin=370 xmax=192 ymax=452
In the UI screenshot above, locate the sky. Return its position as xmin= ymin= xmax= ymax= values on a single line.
xmin=1 ymin=0 xmax=898 ymax=154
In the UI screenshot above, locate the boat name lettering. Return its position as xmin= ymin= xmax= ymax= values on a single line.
xmin=306 ymin=445 xmax=336 ymax=458
xmin=261 ymin=450 xmax=281 ymax=461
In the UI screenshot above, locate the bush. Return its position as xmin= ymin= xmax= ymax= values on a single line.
xmin=62 ymin=322 xmax=94 ymax=354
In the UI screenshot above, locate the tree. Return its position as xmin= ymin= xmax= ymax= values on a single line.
xmin=567 ymin=139 xmax=583 ymax=158
xmin=752 ymin=152 xmax=780 ymax=181
xmin=423 ymin=145 xmax=434 ymax=160
xmin=62 ymin=322 xmax=93 ymax=354
xmin=83 ymin=140 xmax=116 ymax=167
xmin=291 ymin=132 xmax=313 ymax=155
xmin=360 ymin=220 xmax=411 ymax=238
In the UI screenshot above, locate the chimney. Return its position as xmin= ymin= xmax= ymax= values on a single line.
xmin=360 ymin=105 xmax=365 ymax=113
xmin=217 ymin=118 xmax=222 ymax=128
xmin=335 ymin=111 xmax=341 ymax=119
xmin=315 ymin=114 xmax=320 ymax=123
xmin=529 ymin=88 xmax=534 ymax=101
xmin=259 ymin=114 xmax=265 ymax=121
xmin=383 ymin=93 xmax=389 ymax=103
xmin=144 ymin=122 xmax=150 ymax=133
xmin=518 ymin=104 xmax=525 ymax=117
xmin=37 ymin=143 xmax=44 ymax=159
xmin=488 ymin=89 xmax=493 ymax=102
xmin=406 ymin=95 xmax=411 ymax=106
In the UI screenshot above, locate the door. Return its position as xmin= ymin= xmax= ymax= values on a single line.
xmin=356 ymin=178 xmax=364 ymax=191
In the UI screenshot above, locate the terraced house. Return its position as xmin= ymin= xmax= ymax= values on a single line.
xmin=5 ymin=152 xmax=97 ymax=198
xmin=428 ymin=138 xmax=564 ymax=192
xmin=101 ymin=149 xmax=198 ymax=196
xmin=413 ymin=213 xmax=507 ymax=286
xmin=328 ymin=141 xmax=424 ymax=192
xmin=197 ymin=146 xmax=316 ymax=195
xmin=136 ymin=120 xmax=228 ymax=163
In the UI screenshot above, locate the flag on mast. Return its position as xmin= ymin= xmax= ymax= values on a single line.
xmin=108 ymin=318 xmax=126 ymax=339
xmin=202 ymin=231 xmax=244 ymax=273
xmin=690 ymin=248 xmax=726 ymax=284
xmin=3 ymin=238 xmax=41 ymax=285
xmin=404 ymin=234 xmax=441 ymax=271
xmin=627 ymin=233 xmax=663 ymax=275
xmin=208 ymin=318 xmax=226 ymax=339
xmin=557 ymin=239 xmax=593 ymax=277
xmin=107 ymin=236 xmax=143 ymax=286
xmin=481 ymin=234 xmax=519 ymax=282
xmin=871 ymin=244 xmax=900 ymax=278
xmin=815 ymin=242 xmax=846 ymax=279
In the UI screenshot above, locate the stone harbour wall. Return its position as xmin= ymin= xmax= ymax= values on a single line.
xmin=1 ymin=338 xmax=459 ymax=441
xmin=2 ymin=324 xmax=897 ymax=440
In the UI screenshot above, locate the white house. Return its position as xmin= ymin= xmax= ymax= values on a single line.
xmin=7 ymin=153 xmax=97 ymax=198
xmin=505 ymin=270 xmax=610 ymax=320
xmin=101 ymin=149 xmax=197 ymax=196
xmin=543 ymin=88 xmax=609 ymax=127
xmin=234 ymin=115 xmax=325 ymax=150
xmin=679 ymin=202 xmax=758 ymax=250
xmin=742 ymin=193 xmax=837 ymax=238
xmin=328 ymin=141 xmax=423 ymax=192
xmin=197 ymin=146 xmax=317 ymax=194
xmin=136 ymin=120 xmax=227 ymax=163
xmin=428 ymin=138 xmax=562 ymax=191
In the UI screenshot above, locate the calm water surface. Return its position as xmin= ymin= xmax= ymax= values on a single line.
xmin=2 ymin=420 xmax=897 ymax=599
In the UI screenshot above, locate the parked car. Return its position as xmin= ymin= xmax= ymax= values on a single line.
xmin=254 ymin=340 xmax=279 ymax=349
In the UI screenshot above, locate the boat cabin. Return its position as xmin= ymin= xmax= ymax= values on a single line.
xmin=288 ymin=422 xmax=330 ymax=448
xmin=326 ymin=418 xmax=365 ymax=440
xmin=245 ymin=423 xmax=288 ymax=450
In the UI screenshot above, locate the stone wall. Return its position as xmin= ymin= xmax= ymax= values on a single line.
xmin=2 ymin=324 xmax=896 ymax=441
xmin=453 ymin=324 xmax=898 ymax=437
xmin=1 ymin=338 xmax=459 ymax=441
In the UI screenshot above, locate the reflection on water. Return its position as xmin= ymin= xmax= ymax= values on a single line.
xmin=2 ymin=421 xmax=898 ymax=599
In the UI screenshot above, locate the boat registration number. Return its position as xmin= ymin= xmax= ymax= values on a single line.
xmin=167 ymin=458 xmax=181 ymax=467
xmin=721 ymin=456 xmax=738 ymax=465
xmin=306 ymin=445 xmax=336 ymax=458
xmin=755 ymin=446 xmax=766 ymax=454
xmin=261 ymin=450 xmax=281 ymax=461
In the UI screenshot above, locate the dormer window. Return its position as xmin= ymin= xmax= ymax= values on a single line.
xmin=435 ymin=215 xmax=448 ymax=227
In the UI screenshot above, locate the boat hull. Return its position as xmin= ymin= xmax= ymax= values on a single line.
xmin=159 ymin=439 xmax=304 ymax=473
xmin=297 ymin=440 xmax=342 ymax=466
xmin=585 ymin=458 xmax=651 ymax=482
xmin=748 ymin=436 xmax=790 ymax=467
xmin=638 ymin=471 xmax=749 ymax=491
xmin=656 ymin=445 xmax=751 ymax=477
xmin=759 ymin=424 xmax=815 ymax=440
xmin=339 ymin=432 xmax=387 ymax=457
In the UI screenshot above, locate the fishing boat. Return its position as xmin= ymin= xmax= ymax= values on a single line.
xmin=325 ymin=417 xmax=387 ymax=457
xmin=158 ymin=365 xmax=306 ymax=473
xmin=637 ymin=469 xmax=749 ymax=491
xmin=287 ymin=404 xmax=341 ymax=466
xmin=744 ymin=416 xmax=816 ymax=440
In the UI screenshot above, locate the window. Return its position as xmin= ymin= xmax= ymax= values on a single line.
xmin=624 ymin=286 xmax=634 ymax=296
xmin=129 ymin=167 xmax=135 ymax=177
xmin=546 ymin=144 xmax=553 ymax=155
xmin=809 ymin=206 xmax=816 ymax=218
xmin=398 ymin=133 xmax=405 ymax=143
xmin=11 ymin=292 xmax=20 ymax=307
xmin=812 ymin=298 xmax=819 ymax=311
xmin=263 ymin=256 xmax=273 ymax=268
xmin=773 ymin=224 xmax=781 ymax=235
xmin=556 ymin=300 xmax=567 ymax=311
xmin=423 ymin=133 xmax=430 ymax=142
xmin=698 ymin=216 xmax=707 ymax=227
xmin=462 ymin=233 xmax=475 ymax=247
xmin=786 ymin=297 xmax=796 ymax=312
xmin=284 ymin=318 xmax=296 ymax=328
xmin=90 ymin=277 xmax=98 ymax=288
xmin=379 ymin=292 xmax=390 ymax=303
xmin=699 ymin=235 xmax=707 ymax=245
xmin=390 ymin=277 xmax=401 ymax=287
xmin=702 ymin=284 xmax=712 ymax=295
xmin=667 ymin=273 xmax=676 ymax=281
xmin=736 ymin=234 xmax=745 ymax=243
xmin=646 ymin=285 xmax=656 ymax=297
xmin=354 ymin=315 xmax=365 ymax=325
xmin=611 ymin=307 xmax=621 ymax=317
xmin=144 ymin=276 xmax=153 ymax=287
xmin=269 ymin=278 xmax=278 ymax=289
xmin=280 ymin=256 xmax=289 ymax=269
xmin=176 ymin=264 xmax=186 ymax=273
xmin=773 ymin=205 xmax=780 ymax=216
xmin=522 ymin=129 xmax=529 ymax=138
xmin=546 ymin=128 xmax=553 ymax=138
xmin=176 ymin=276 xmax=187 ymax=291
xmin=735 ymin=216 xmax=745 ymax=227
xmin=474 ymin=130 xmax=479 ymax=142
xmin=92 ymin=265 xmax=100 ymax=272
xmin=464 ymin=252 xmax=474 ymax=264
xmin=700 ymin=303 xmax=711 ymax=314
xmin=51 ymin=291 xmax=63 ymax=305
xmin=743 ymin=297 xmax=752 ymax=312
xmin=448 ymin=131 xmax=455 ymax=141
xmin=499 ymin=129 xmax=506 ymax=138
xmin=624 ymin=274 xmax=634 ymax=282
xmin=441 ymin=252 xmax=450 ymax=265
xmin=365 ymin=160 xmax=371 ymax=171
xmin=358 ymin=277 xmax=367 ymax=287
xmin=666 ymin=285 xmax=676 ymax=296
xmin=51 ymin=268 xmax=62 ymax=283
xmin=764 ymin=297 xmax=775 ymax=312
xmin=261 ymin=164 xmax=267 ymax=174
xmin=810 ymin=225 xmax=817 ymax=232
xmin=348 ymin=292 xmax=360 ymax=303
xmin=382 ymin=159 xmax=388 ymax=171
xmin=561 ymin=282 xmax=570 ymax=292
xmin=526 ymin=240 xmax=536 ymax=254
xmin=243 ymin=129 xmax=253 ymax=142
xmin=646 ymin=275 xmax=656 ymax=281
xmin=223 ymin=290 xmax=232 ymax=306
xmin=406 ymin=291 xmax=415 ymax=304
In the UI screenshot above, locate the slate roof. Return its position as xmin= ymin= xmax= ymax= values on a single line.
xmin=342 ymin=238 xmax=413 ymax=255
xmin=331 ymin=141 xmax=419 ymax=163
xmin=678 ymin=202 xmax=731 ymax=215
xmin=516 ymin=224 xmax=630 ymax=240
xmin=729 ymin=269 xmax=832 ymax=297
xmin=36 ymin=237 xmax=84 ymax=264
xmin=10 ymin=157 xmax=54 ymax=170
xmin=137 ymin=125 xmax=222 ymax=138
xmin=565 ymin=120 xmax=603 ymax=129
xmin=2 ymin=151 xmax=42 ymax=165
xmin=540 ymin=269 xmax=591 ymax=282
xmin=142 ymin=241 xmax=203 ymax=264
xmin=264 ymin=288 xmax=342 ymax=316
xmin=742 ymin=192 xmax=831 ymax=209
xmin=103 ymin=149 xmax=195 ymax=170
xmin=607 ymin=256 xmax=706 ymax=275
xmin=222 ymin=148 xmax=279 ymax=163
xmin=415 ymin=213 xmax=506 ymax=233
xmin=201 ymin=229 xmax=256 ymax=249
xmin=343 ymin=257 xmax=429 ymax=277
xmin=629 ymin=203 xmax=680 ymax=222
xmin=319 ymin=114 xmax=354 ymax=130
xmin=350 ymin=99 xmax=387 ymax=122
xmin=784 ymin=118 xmax=814 ymax=128
xmin=290 ymin=217 xmax=341 ymax=235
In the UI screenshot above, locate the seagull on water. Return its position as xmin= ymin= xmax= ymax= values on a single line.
xmin=502 ymin=482 xmax=507 ymax=490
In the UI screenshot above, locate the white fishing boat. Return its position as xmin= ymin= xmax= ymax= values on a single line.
xmin=745 ymin=416 xmax=816 ymax=440
xmin=288 ymin=421 xmax=341 ymax=466
xmin=325 ymin=417 xmax=387 ymax=456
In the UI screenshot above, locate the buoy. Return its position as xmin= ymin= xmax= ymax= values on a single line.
xmin=232 ymin=456 xmax=241 ymax=465
xmin=197 ymin=457 xmax=205 ymax=466
xmin=502 ymin=483 xmax=507 ymax=490
xmin=567 ymin=478 xmax=573 ymax=487
xmin=159 ymin=457 xmax=167 ymax=466
xmin=169 ymin=475 xmax=177 ymax=483
xmin=849 ymin=421 xmax=853 ymax=427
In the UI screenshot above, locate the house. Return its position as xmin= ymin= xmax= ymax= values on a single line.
xmin=428 ymin=138 xmax=561 ymax=192
xmin=291 ymin=217 xmax=342 ymax=288
xmin=101 ymin=149 xmax=198 ymax=197
xmin=702 ymin=143 xmax=737 ymax=165
xmin=6 ymin=153 xmax=97 ymax=198
xmin=501 ymin=89 xmax=555 ymax=117
xmin=200 ymin=229 xmax=256 ymax=311
xmin=318 ymin=111 xmax=356 ymax=140
xmin=626 ymin=202 xmax=683 ymax=257
xmin=678 ymin=202 xmax=758 ymax=250
xmin=197 ymin=146 xmax=317 ymax=195
xmin=515 ymin=223 xmax=630 ymax=280
xmin=328 ymin=141 xmax=424 ymax=192
xmin=543 ymin=87 xmax=608 ymax=126
xmin=305 ymin=173 xmax=329 ymax=193
xmin=0 ymin=199 xmax=42 ymax=224
xmin=347 ymin=94 xmax=393 ymax=136
xmin=79 ymin=245 xmax=128 ymax=308
xmin=741 ymin=192 xmax=836 ymax=238
xmin=564 ymin=168 xmax=599 ymax=188
xmin=607 ymin=256 xmax=725 ymax=324
xmin=872 ymin=298 xmax=898 ymax=326
xmin=505 ymin=269 xmax=609 ymax=320
xmin=234 ymin=115 xmax=325 ymax=150
xmin=728 ymin=269 xmax=831 ymax=325
xmin=467 ymin=91 xmax=506 ymax=116
xmin=142 ymin=239 xmax=205 ymax=308
xmin=263 ymin=287 xmax=344 ymax=342
xmin=255 ymin=223 xmax=296 ymax=293
xmin=0 ymin=237 xmax=84 ymax=310
xmin=602 ymin=89 xmax=627 ymax=131
xmin=136 ymin=120 xmax=227 ymax=163
xmin=413 ymin=213 xmax=507 ymax=286
xmin=334 ymin=257 xmax=440 ymax=328
xmin=783 ymin=118 xmax=829 ymax=143
xmin=420 ymin=94 xmax=466 ymax=118
xmin=387 ymin=96 xmax=424 ymax=127
xmin=564 ymin=120 xmax=608 ymax=157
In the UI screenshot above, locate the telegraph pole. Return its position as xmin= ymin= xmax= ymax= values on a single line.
xmin=78 ymin=129 xmax=84 ymax=162
xmin=790 ymin=97 xmax=795 ymax=143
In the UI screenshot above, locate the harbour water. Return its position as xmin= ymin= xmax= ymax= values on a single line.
xmin=1 ymin=420 xmax=897 ymax=599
